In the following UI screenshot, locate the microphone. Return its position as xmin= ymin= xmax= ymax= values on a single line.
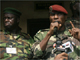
xmin=54 ymin=27 xmax=58 ymax=33
xmin=53 ymin=21 xmax=59 ymax=33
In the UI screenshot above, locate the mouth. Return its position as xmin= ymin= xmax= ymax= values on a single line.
xmin=5 ymin=22 xmax=10 ymax=26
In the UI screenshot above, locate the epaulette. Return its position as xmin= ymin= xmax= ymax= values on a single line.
xmin=40 ymin=28 xmax=49 ymax=32
xmin=37 ymin=28 xmax=49 ymax=34
xmin=37 ymin=29 xmax=49 ymax=34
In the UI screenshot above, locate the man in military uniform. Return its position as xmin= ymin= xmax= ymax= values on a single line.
xmin=32 ymin=4 xmax=80 ymax=60
xmin=0 ymin=7 xmax=34 ymax=60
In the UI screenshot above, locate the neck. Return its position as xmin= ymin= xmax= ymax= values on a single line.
xmin=5 ymin=25 xmax=21 ymax=34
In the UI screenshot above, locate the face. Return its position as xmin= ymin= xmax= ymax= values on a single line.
xmin=49 ymin=12 xmax=67 ymax=26
xmin=3 ymin=13 xmax=19 ymax=29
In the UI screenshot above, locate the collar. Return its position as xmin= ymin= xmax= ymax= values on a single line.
xmin=3 ymin=30 xmax=21 ymax=40
xmin=3 ymin=26 xmax=22 ymax=40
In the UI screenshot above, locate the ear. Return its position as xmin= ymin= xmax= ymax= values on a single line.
xmin=17 ymin=18 xmax=20 ymax=23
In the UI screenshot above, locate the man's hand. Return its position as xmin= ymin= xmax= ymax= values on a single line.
xmin=48 ymin=22 xmax=61 ymax=35
xmin=69 ymin=21 xmax=80 ymax=40
xmin=54 ymin=52 xmax=68 ymax=60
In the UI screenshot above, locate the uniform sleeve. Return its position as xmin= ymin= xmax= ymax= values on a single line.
xmin=32 ymin=30 xmax=46 ymax=58
xmin=15 ymin=33 xmax=35 ymax=59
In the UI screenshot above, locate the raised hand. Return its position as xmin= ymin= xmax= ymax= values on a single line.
xmin=69 ymin=21 xmax=80 ymax=40
xmin=48 ymin=22 xmax=61 ymax=35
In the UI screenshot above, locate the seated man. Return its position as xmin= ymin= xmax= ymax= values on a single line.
xmin=0 ymin=7 xmax=34 ymax=60
xmin=32 ymin=4 xmax=80 ymax=60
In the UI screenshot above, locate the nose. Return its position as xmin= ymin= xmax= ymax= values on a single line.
xmin=54 ymin=14 xmax=59 ymax=19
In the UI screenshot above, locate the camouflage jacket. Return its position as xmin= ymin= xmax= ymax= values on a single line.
xmin=33 ymin=28 xmax=80 ymax=60
xmin=0 ymin=30 xmax=34 ymax=60
xmin=65 ymin=17 xmax=80 ymax=29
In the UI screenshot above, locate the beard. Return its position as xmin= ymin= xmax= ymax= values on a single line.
xmin=4 ymin=22 xmax=18 ymax=30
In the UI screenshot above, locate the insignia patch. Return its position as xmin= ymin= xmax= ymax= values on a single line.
xmin=14 ymin=36 xmax=17 ymax=39
xmin=6 ymin=47 xmax=17 ymax=54
xmin=49 ymin=6 xmax=52 ymax=12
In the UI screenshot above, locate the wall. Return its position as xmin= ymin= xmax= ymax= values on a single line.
xmin=1 ymin=1 xmax=72 ymax=33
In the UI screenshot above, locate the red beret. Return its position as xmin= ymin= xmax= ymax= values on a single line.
xmin=49 ymin=4 xmax=68 ymax=14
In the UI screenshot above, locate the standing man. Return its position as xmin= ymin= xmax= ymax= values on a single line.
xmin=0 ymin=7 xmax=34 ymax=60
xmin=33 ymin=4 xmax=80 ymax=60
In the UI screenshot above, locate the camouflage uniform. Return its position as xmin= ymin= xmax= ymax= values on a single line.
xmin=33 ymin=28 xmax=80 ymax=60
xmin=0 ymin=29 xmax=34 ymax=60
